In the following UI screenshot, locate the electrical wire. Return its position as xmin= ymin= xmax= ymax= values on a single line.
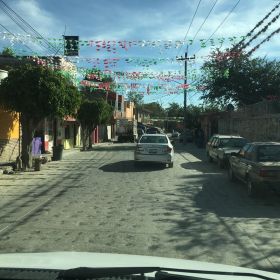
xmin=0 ymin=0 xmax=58 ymax=53
xmin=0 ymin=0 xmax=59 ymax=55
xmin=0 ymin=22 xmax=35 ymax=54
xmin=193 ymin=0 xmax=241 ymax=56
xmin=247 ymin=25 xmax=280 ymax=56
xmin=232 ymin=1 xmax=280 ymax=51
xmin=192 ymin=0 xmax=219 ymax=43
xmin=176 ymin=0 xmax=203 ymax=57
xmin=237 ymin=9 xmax=280 ymax=51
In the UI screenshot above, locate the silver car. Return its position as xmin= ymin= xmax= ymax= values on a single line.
xmin=134 ymin=134 xmax=174 ymax=167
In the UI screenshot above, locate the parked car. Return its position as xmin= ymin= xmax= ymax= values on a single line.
xmin=206 ymin=135 xmax=248 ymax=168
xmin=228 ymin=142 xmax=280 ymax=197
xmin=134 ymin=134 xmax=174 ymax=167
xmin=145 ymin=127 xmax=163 ymax=134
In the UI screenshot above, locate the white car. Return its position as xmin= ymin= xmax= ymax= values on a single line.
xmin=134 ymin=134 xmax=174 ymax=167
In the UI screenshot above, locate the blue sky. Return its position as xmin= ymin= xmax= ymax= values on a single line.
xmin=0 ymin=0 xmax=280 ymax=107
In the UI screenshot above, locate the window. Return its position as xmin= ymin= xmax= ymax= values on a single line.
xmin=257 ymin=145 xmax=280 ymax=162
xmin=140 ymin=135 xmax=168 ymax=144
xmin=211 ymin=137 xmax=218 ymax=146
xmin=245 ymin=145 xmax=254 ymax=160
xmin=219 ymin=138 xmax=248 ymax=148
xmin=239 ymin=144 xmax=251 ymax=157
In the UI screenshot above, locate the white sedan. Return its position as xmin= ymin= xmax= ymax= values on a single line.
xmin=134 ymin=134 xmax=174 ymax=168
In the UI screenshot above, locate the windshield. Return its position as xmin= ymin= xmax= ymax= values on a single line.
xmin=220 ymin=138 xmax=247 ymax=148
xmin=258 ymin=145 xmax=280 ymax=162
xmin=140 ymin=135 xmax=168 ymax=144
xmin=0 ymin=0 xmax=280 ymax=277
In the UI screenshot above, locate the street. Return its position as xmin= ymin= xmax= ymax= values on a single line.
xmin=0 ymin=142 xmax=280 ymax=273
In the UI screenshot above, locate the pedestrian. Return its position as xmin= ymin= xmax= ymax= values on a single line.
xmin=32 ymin=132 xmax=42 ymax=158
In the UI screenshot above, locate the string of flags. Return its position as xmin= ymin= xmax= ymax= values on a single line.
xmin=0 ymin=32 xmax=246 ymax=54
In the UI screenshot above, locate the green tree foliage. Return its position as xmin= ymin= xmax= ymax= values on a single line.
xmin=142 ymin=102 xmax=165 ymax=118
xmin=166 ymin=102 xmax=184 ymax=117
xmin=77 ymin=98 xmax=112 ymax=150
xmin=1 ymin=47 xmax=16 ymax=57
xmin=0 ymin=64 xmax=81 ymax=169
xmin=200 ymin=48 xmax=280 ymax=106
xmin=126 ymin=91 xmax=144 ymax=105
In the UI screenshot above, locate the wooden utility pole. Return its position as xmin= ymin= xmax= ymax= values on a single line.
xmin=176 ymin=47 xmax=195 ymax=145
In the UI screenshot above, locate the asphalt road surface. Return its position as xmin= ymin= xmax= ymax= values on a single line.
xmin=0 ymin=142 xmax=280 ymax=273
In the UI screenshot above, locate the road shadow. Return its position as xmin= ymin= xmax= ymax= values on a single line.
xmin=92 ymin=144 xmax=136 ymax=152
xmin=99 ymin=160 xmax=167 ymax=173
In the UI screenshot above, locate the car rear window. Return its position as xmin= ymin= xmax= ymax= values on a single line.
xmin=220 ymin=138 xmax=248 ymax=148
xmin=140 ymin=135 xmax=168 ymax=144
xmin=257 ymin=145 xmax=280 ymax=162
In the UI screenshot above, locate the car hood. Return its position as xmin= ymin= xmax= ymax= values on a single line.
xmin=0 ymin=252 xmax=279 ymax=280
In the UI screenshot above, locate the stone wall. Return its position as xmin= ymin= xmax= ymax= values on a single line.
xmin=218 ymin=101 xmax=280 ymax=142
xmin=0 ymin=138 xmax=19 ymax=162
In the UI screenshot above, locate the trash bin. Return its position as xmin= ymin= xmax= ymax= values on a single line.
xmin=34 ymin=158 xmax=41 ymax=171
xmin=52 ymin=144 xmax=63 ymax=161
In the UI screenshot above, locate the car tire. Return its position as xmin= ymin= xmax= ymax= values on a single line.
xmin=168 ymin=162 xmax=174 ymax=168
xmin=247 ymin=178 xmax=258 ymax=197
xmin=228 ymin=167 xmax=236 ymax=182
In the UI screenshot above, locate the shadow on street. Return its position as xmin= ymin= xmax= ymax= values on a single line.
xmin=99 ymin=160 xmax=167 ymax=172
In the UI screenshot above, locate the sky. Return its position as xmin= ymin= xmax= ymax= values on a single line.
xmin=0 ymin=0 xmax=280 ymax=108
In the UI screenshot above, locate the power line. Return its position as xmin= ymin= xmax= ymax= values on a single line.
xmin=0 ymin=0 xmax=58 ymax=53
xmin=232 ymin=1 xmax=280 ymax=51
xmin=0 ymin=22 xmax=36 ymax=54
xmin=176 ymin=0 xmax=202 ymax=57
xmin=0 ymin=0 xmax=59 ymax=55
xmin=192 ymin=0 xmax=219 ymax=43
xmin=193 ymin=0 xmax=241 ymax=56
xmin=236 ymin=9 xmax=280 ymax=52
xmin=247 ymin=25 xmax=280 ymax=56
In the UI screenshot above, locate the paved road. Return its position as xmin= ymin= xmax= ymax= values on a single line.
xmin=0 ymin=142 xmax=280 ymax=273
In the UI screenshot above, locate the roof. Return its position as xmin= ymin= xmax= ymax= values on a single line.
xmin=250 ymin=142 xmax=280 ymax=145
xmin=211 ymin=134 xmax=244 ymax=139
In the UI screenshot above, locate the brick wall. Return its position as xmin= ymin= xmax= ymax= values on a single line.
xmin=0 ymin=138 xmax=19 ymax=162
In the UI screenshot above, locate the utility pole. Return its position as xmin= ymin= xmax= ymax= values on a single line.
xmin=176 ymin=47 xmax=195 ymax=145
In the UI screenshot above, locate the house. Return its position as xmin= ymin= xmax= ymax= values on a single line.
xmin=0 ymin=56 xmax=81 ymax=161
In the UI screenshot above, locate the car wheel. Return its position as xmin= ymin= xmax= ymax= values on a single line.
xmin=228 ymin=167 xmax=236 ymax=182
xmin=168 ymin=162 xmax=174 ymax=168
xmin=218 ymin=158 xmax=224 ymax=169
xmin=247 ymin=178 xmax=258 ymax=197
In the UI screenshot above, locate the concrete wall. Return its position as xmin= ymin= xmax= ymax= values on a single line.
xmin=0 ymin=110 xmax=19 ymax=162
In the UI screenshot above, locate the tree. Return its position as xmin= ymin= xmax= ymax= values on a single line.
xmin=77 ymin=98 xmax=112 ymax=150
xmin=142 ymin=102 xmax=165 ymax=118
xmin=166 ymin=102 xmax=184 ymax=117
xmin=1 ymin=47 xmax=16 ymax=57
xmin=0 ymin=64 xmax=81 ymax=169
xmin=200 ymin=48 xmax=280 ymax=106
xmin=126 ymin=91 xmax=144 ymax=105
